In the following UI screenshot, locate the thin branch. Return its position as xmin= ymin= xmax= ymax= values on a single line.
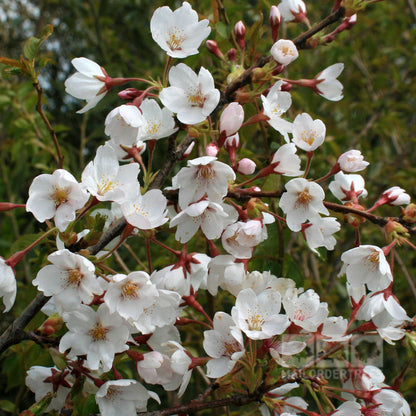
xmin=33 ymin=82 xmax=64 ymax=169
xmin=0 ymin=293 xmax=49 ymax=354
xmin=137 ymin=392 xmax=262 ymax=416
xmin=394 ymin=251 xmax=416 ymax=300
xmin=223 ymin=7 xmax=346 ymax=102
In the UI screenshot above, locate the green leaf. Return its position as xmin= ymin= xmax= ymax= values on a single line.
xmin=0 ymin=400 xmax=15 ymax=414
xmin=23 ymin=37 xmax=42 ymax=61
xmin=41 ymin=25 xmax=54 ymax=41
xmin=7 ymin=233 xmax=46 ymax=258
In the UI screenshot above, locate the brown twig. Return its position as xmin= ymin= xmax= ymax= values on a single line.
xmin=33 ymin=82 xmax=64 ymax=169
xmin=222 ymin=7 xmax=346 ymax=102
xmin=0 ymin=293 xmax=49 ymax=354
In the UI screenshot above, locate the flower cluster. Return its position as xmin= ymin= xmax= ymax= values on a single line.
xmin=0 ymin=1 xmax=413 ymax=416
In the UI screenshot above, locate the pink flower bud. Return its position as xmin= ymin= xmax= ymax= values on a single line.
xmin=220 ymin=102 xmax=244 ymax=136
xmin=269 ymin=6 xmax=281 ymax=42
xmin=227 ymin=48 xmax=237 ymax=62
xmin=382 ymin=187 xmax=411 ymax=206
xmin=234 ymin=21 xmax=246 ymax=49
xmin=206 ymin=142 xmax=219 ymax=157
xmin=206 ymin=40 xmax=224 ymax=59
xmin=224 ymin=133 xmax=240 ymax=150
xmin=338 ymin=150 xmax=369 ymax=172
xmin=237 ymin=158 xmax=256 ymax=175
xmin=118 ymin=88 xmax=142 ymax=100
xmin=182 ymin=141 xmax=195 ymax=159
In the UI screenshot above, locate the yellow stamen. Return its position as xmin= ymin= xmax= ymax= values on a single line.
xmin=89 ymin=321 xmax=109 ymax=341
xmin=50 ymin=186 xmax=70 ymax=207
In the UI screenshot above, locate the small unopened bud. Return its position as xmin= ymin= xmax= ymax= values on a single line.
xmin=385 ymin=220 xmax=409 ymax=243
xmin=37 ymin=314 xmax=64 ymax=336
xmin=402 ymin=203 xmax=416 ymax=223
xmin=344 ymin=202 xmax=366 ymax=228
xmin=338 ymin=149 xmax=369 ymax=172
xmin=224 ymin=133 xmax=240 ymax=150
xmin=220 ymin=102 xmax=244 ymax=136
xmin=227 ymin=48 xmax=237 ymax=62
xmin=206 ymin=40 xmax=224 ymax=59
xmin=234 ymin=21 xmax=246 ymax=49
xmin=206 ymin=142 xmax=219 ymax=157
xmin=182 ymin=141 xmax=195 ymax=159
xmin=383 ymin=186 xmax=411 ymax=206
xmin=269 ymin=6 xmax=281 ymax=42
xmin=237 ymin=158 xmax=256 ymax=175
xmin=118 ymin=88 xmax=142 ymax=100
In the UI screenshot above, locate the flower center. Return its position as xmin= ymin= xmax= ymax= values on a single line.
xmin=246 ymin=313 xmax=265 ymax=331
xmin=97 ymin=177 xmax=118 ymax=196
xmin=146 ymin=122 xmax=161 ymax=135
xmin=188 ymin=89 xmax=206 ymax=108
xmin=89 ymin=321 xmax=109 ymax=342
xmin=223 ymin=341 xmax=241 ymax=357
xmin=51 ymin=186 xmax=70 ymax=207
xmin=300 ymin=129 xmax=317 ymax=146
xmin=197 ymin=165 xmax=213 ymax=180
xmin=364 ymin=250 xmax=380 ymax=271
xmin=121 ymin=281 xmax=140 ymax=300
xmin=66 ymin=269 xmax=83 ymax=287
xmin=166 ymin=28 xmax=186 ymax=51
xmin=281 ymin=46 xmax=295 ymax=56
xmin=105 ymin=386 xmax=121 ymax=401
xmin=295 ymin=190 xmax=313 ymax=208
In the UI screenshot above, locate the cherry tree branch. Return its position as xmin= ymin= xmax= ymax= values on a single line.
xmin=33 ymin=81 xmax=64 ymax=169
xmin=223 ymin=6 xmax=346 ymax=102
xmin=0 ymin=293 xmax=49 ymax=354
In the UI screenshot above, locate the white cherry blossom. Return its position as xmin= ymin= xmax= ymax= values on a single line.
xmin=170 ymin=200 xmax=230 ymax=243
xmin=25 ymin=366 xmax=74 ymax=412
xmin=33 ymin=249 xmax=102 ymax=312
xmin=283 ymin=288 xmax=328 ymax=332
xmin=270 ymin=39 xmax=298 ymax=66
xmin=121 ymin=189 xmax=168 ymax=230
xmin=104 ymin=104 xmax=144 ymax=145
xmin=279 ymin=178 xmax=329 ymax=232
xmin=82 ymin=145 xmax=140 ymax=204
xmin=337 ymin=149 xmax=369 ymax=172
xmin=278 ymin=0 xmax=307 ymax=22
xmin=203 ymin=312 xmax=245 ymax=378
xmin=261 ymin=80 xmax=292 ymax=142
xmin=303 ymin=216 xmax=340 ymax=254
xmin=26 ymin=169 xmax=90 ymax=232
xmin=59 ymin=304 xmax=130 ymax=371
xmin=96 ymin=379 xmax=160 ymax=416
xmin=150 ymin=1 xmax=211 ymax=58
xmin=172 ymin=156 xmax=236 ymax=209
xmin=65 ymin=57 xmax=108 ymax=113
xmin=104 ymin=271 xmax=159 ymax=321
xmin=292 ymin=113 xmax=326 ymax=152
xmin=232 ymin=288 xmax=290 ymax=340
xmin=340 ymin=245 xmax=393 ymax=291
xmin=315 ymin=63 xmax=344 ymax=101
xmin=329 ymin=172 xmax=367 ymax=203
xmin=321 ymin=316 xmax=351 ymax=342
xmin=159 ymin=63 xmax=220 ymax=125
xmin=138 ymin=99 xmax=178 ymax=141
xmin=0 ymin=258 xmax=16 ymax=312
xmin=270 ymin=143 xmax=303 ymax=176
